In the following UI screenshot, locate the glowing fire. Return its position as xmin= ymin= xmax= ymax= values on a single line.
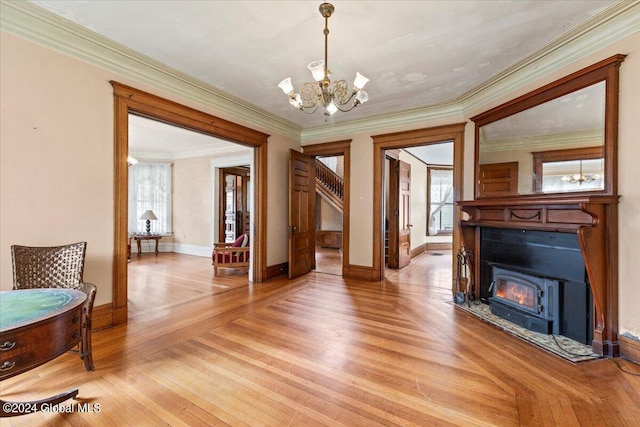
xmin=495 ymin=279 xmax=535 ymax=308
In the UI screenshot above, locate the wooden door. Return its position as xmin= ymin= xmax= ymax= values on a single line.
xmin=397 ymin=160 xmax=412 ymax=269
xmin=289 ymin=150 xmax=316 ymax=279
xmin=387 ymin=158 xmax=399 ymax=268
xmin=478 ymin=162 xmax=518 ymax=197
xmin=387 ymin=159 xmax=411 ymax=269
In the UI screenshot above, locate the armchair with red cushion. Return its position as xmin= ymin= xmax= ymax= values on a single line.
xmin=212 ymin=233 xmax=249 ymax=274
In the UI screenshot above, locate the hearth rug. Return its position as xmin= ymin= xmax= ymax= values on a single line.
xmin=454 ymin=301 xmax=602 ymax=363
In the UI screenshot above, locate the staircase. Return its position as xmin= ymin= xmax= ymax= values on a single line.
xmin=315 ymin=159 xmax=343 ymax=212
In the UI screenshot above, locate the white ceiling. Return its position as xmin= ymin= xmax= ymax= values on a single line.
xmin=128 ymin=115 xmax=249 ymax=160
xmin=28 ymin=0 xmax=618 ymax=130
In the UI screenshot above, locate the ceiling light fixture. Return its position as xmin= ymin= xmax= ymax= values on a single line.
xmin=278 ymin=2 xmax=369 ymax=120
xmin=560 ymin=160 xmax=601 ymax=184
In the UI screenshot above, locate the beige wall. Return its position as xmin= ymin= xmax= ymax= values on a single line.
xmin=172 ymin=156 xmax=212 ymax=248
xmin=399 ymin=151 xmax=428 ymax=250
xmin=0 ymin=32 xmax=114 ymax=305
xmin=318 ymin=196 xmax=342 ymax=231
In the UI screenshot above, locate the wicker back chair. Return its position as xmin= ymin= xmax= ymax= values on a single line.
xmin=11 ymin=242 xmax=96 ymax=371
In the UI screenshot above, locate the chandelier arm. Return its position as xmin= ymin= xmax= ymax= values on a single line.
xmin=300 ymin=105 xmax=320 ymax=114
xmin=334 ymin=101 xmax=360 ymax=113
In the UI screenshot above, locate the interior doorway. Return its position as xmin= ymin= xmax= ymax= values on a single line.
xmin=112 ymin=81 xmax=268 ymax=325
xmin=219 ymin=166 xmax=251 ymax=244
xmin=314 ymin=155 xmax=344 ymax=275
xmin=296 ymin=140 xmax=351 ymax=278
xmin=126 ymin=115 xmax=254 ymax=317
xmin=385 ymin=144 xmax=455 ymax=270
xmin=372 ymin=123 xmax=466 ymax=285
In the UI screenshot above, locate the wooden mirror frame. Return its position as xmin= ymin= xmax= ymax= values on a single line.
xmin=471 ymin=54 xmax=626 ymax=200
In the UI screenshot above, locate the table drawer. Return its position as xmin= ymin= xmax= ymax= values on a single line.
xmin=0 ymin=306 xmax=82 ymax=380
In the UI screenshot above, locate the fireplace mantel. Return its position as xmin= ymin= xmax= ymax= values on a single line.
xmin=458 ymin=194 xmax=619 ymax=357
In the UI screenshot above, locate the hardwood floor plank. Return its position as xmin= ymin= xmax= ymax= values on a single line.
xmin=1 ymin=253 xmax=639 ymax=426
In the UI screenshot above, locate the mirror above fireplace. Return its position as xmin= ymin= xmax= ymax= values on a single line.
xmin=471 ymin=55 xmax=626 ymax=199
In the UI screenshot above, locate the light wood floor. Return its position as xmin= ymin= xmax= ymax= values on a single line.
xmin=2 ymin=253 xmax=639 ymax=426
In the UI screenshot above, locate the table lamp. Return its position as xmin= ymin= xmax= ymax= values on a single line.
xmin=139 ymin=210 xmax=157 ymax=234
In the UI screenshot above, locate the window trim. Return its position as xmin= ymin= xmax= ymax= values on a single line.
xmin=426 ymin=166 xmax=454 ymax=236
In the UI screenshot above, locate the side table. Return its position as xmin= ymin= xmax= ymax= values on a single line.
xmin=132 ymin=234 xmax=161 ymax=255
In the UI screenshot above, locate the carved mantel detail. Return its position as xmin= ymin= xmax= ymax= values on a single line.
xmin=458 ymin=194 xmax=619 ymax=357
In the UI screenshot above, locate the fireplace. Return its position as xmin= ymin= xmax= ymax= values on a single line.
xmin=489 ymin=265 xmax=561 ymax=335
xmin=479 ymin=228 xmax=592 ymax=345
xmin=458 ymin=196 xmax=619 ymax=356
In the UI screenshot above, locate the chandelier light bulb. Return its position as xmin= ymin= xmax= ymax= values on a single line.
xmin=356 ymin=90 xmax=369 ymax=104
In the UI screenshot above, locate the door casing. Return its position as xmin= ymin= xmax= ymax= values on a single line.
xmin=112 ymin=81 xmax=269 ymax=325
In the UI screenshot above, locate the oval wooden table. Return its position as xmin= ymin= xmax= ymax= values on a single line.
xmin=0 ymin=288 xmax=86 ymax=417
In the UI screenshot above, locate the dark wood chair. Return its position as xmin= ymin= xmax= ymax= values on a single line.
xmin=212 ymin=233 xmax=250 ymax=274
xmin=11 ymin=242 xmax=96 ymax=371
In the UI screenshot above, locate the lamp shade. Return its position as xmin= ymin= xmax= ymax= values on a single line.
xmin=139 ymin=210 xmax=157 ymax=221
xmin=278 ymin=77 xmax=294 ymax=95
xmin=307 ymin=60 xmax=325 ymax=82
xmin=353 ymin=72 xmax=369 ymax=90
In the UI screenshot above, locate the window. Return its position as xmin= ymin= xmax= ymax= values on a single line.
xmin=427 ymin=167 xmax=453 ymax=235
xmin=128 ymin=162 xmax=172 ymax=235
xmin=532 ymin=146 xmax=604 ymax=193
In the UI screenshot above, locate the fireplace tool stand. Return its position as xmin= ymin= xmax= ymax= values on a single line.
xmin=455 ymin=246 xmax=476 ymax=306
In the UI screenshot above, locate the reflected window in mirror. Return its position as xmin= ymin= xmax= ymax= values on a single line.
xmin=542 ymin=159 xmax=604 ymax=192
xmin=532 ymin=146 xmax=604 ymax=193
xmin=531 ymin=146 xmax=605 ymax=193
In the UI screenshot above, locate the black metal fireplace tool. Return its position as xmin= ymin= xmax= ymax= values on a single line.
xmin=455 ymin=246 xmax=477 ymax=306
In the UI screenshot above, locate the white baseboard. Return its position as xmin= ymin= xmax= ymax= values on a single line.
xmin=134 ymin=242 xmax=211 ymax=258
xmin=170 ymin=243 xmax=212 ymax=257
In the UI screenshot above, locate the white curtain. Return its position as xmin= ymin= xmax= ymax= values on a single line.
xmin=128 ymin=162 xmax=172 ymax=235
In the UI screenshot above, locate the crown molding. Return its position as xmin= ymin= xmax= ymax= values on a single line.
xmin=300 ymin=101 xmax=464 ymax=143
xmin=460 ymin=1 xmax=640 ymax=115
xmin=0 ymin=0 xmax=302 ymax=141
xmin=1 ymin=0 xmax=637 ymax=144
xmin=480 ymin=129 xmax=603 ymax=153
xmin=130 ymin=146 xmax=251 ymax=161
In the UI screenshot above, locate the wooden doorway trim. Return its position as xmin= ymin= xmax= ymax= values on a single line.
xmin=302 ymin=140 xmax=351 ymax=276
xmin=112 ymin=81 xmax=269 ymax=325
xmin=372 ymin=123 xmax=466 ymax=283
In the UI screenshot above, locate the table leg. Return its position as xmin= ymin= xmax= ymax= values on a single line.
xmin=154 ymin=238 xmax=159 ymax=254
xmin=137 ymin=239 xmax=142 ymax=255
xmin=1 ymin=389 xmax=79 ymax=417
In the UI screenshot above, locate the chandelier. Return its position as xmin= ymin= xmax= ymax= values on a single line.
xmin=278 ymin=2 xmax=369 ymax=119
xmin=560 ymin=160 xmax=601 ymax=184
